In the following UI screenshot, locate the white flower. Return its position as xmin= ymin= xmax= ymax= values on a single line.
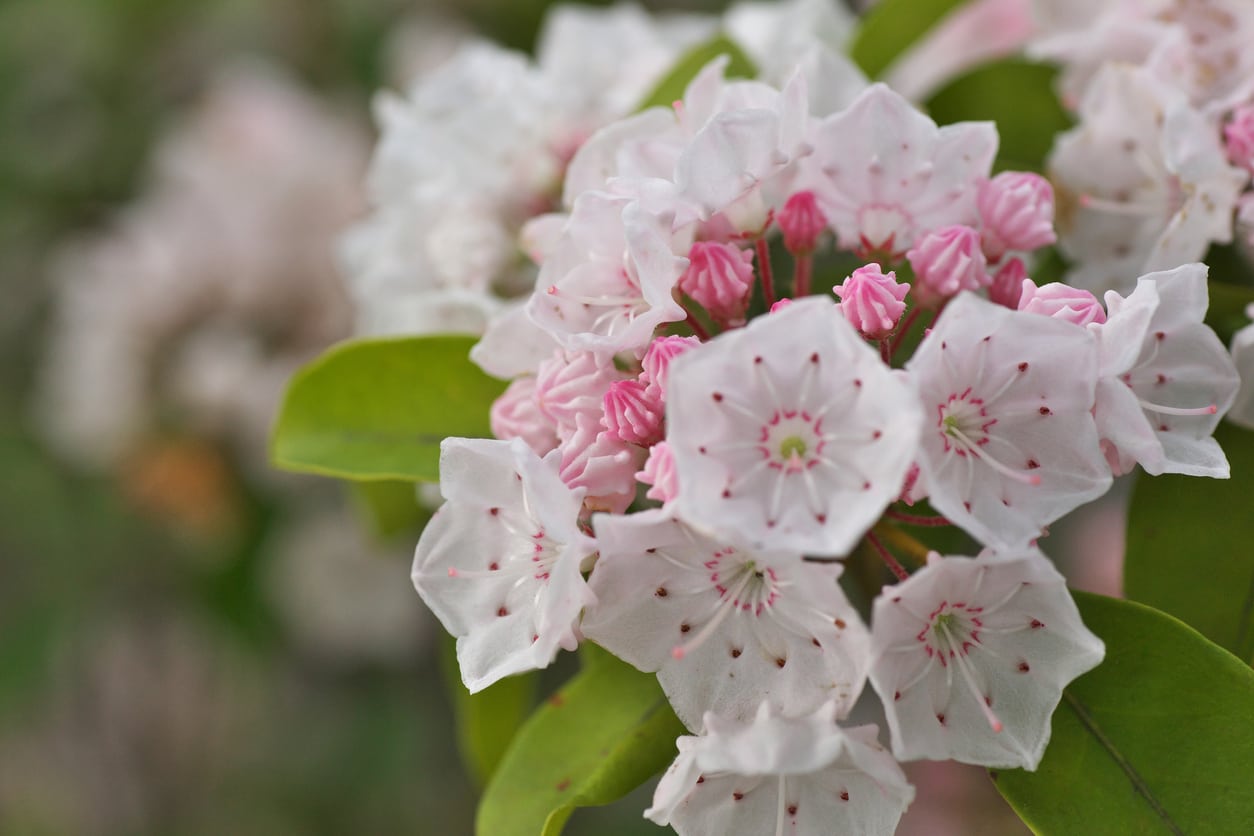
xmin=804 ymin=83 xmax=997 ymax=256
xmin=646 ymin=701 xmax=914 ymax=836
xmin=411 ymin=437 xmax=596 ymax=692
xmin=1228 ymin=303 xmax=1254 ymax=430
xmin=1049 ymin=63 xmax=1248 ymax=295
xmin=582 ymin=510 xmax=869 ymax=729
xmin=868 ymin=549 xmax=1104 ymax=770
xmin=667 ymin=296 xmax=923 ymax=556
xmin=905 ymin=292 xmax=1112 ymax=549
xmin=1094 ymin=263 xmax=1240 ymax=476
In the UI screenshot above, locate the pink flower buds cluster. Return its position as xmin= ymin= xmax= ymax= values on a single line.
xmin=976 ymin=172 xmax=1056 ymax=262
xmin=907 ymin=224 xmax=987 ymax=309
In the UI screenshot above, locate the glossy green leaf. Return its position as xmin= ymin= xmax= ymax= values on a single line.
xmin=926 ymin=59 xmax=1070 ymax=172
xmin=477 ymin=648 xmax=686 ymax=836
xmin=849 ymin=0 xmax=968 ymax=79
xmin=994 ymin=593 xmax=1254 ymax=833
xmin=1125 ymin=422 xmax=1254 ymax=664
xmin=270 ymin=336 xmax=504 ymax=483
xmin=636 ymin=34 xmax=755 ymax=112
xmin=440 ymin=636 xmax=539 ymax=788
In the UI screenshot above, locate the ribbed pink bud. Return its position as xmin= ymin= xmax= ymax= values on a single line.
xmin=640 ymin=335 xmax=699 ymax=397
xmin=557 ymin=413 xmax=643 ymax=514
xmin=637 ymin=441 xmax=678 ymax=504
xmin=1225 ymin=105 xmax=1254 ymax=173
xmin=678 ymin=241 xmax=755 ymax=325
xmin=976 ymin=172 xmax=1056 ymax=260
xmin=534 ymin=350 xmax=623 ymax=429
xmin=769 ymin=298 xmax=793 ymax=313
xmin=603 ymin=379 xmax=664 ymax=446
xmin=1018 ymin=280 xmax=1106 ymax=327
xmin=906 ymin=224 xmax=988 ymax=309
xmin=832 ymin=263 xmax=909 ymax=340
xmin=777 ymin=190 xmax=828 ymax=254
xmin=490 ymin=377 xmax=559 ymax=456
xmin=988 ymin=257 xmax=1027 ymax=309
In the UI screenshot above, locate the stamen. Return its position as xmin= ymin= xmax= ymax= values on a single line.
xmin=947 ymin=424 xmax=1041 ymax=486
xmin=1137 ymin=399 xmax=1217 ymax=417
xmin=936 ymin=619 xmax=1003 ymax=733
xmin=776 ymin=775 xmax=788 ymax=836
xmin=1078 ymin=194 xmax=1162 ymax=216
xmin=671 ymin=569 xmax=755 ymax=659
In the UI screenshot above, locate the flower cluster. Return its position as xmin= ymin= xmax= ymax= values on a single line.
xmin=373 ymin=5 xmax=1245 ymax=834
xmin=397 ymin=39 xmax=1243 ymax=832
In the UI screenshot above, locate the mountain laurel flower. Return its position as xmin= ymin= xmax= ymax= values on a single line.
xmin=987 ymin=257 xmax=1028 ymax=309
xmin=868 ymin=549 xmax=1104 ymax=770
xmin=905 ymin=293 xmax=1112 ymax=548
xmin=638 ymin=440 xmax=679 ymax=504
xmin=832 ymin=263 xmax=909 ymax=340
xmin=603 ymin=378 xmax=664 ymax=446
xmin=490 ymin=377 xmax=559 ymax=455
xmin=1093 ymin=264 xmax=1240 ymax=477
xmin=646 ymin=702 xmax=914 ymax=836
xmin=1224 ymin=104 xmax=1254 ymax=173
xmin=906 ymin=225 xmax=988 ymax=309
xmin=412 ymin=437 xmax=597 ymax=692
xmin=583 ymin=510 xmax=870 ymax=728
xmin=641 ymin=335 xmax=701 ymax=398
xmin=976 ymin=172 xmax=1056 ymax=261
xmin=776 ymin=190 xmax=828 ymax=254
xmin=679 ymin=241 xmax=756 ymax=325
xmin=667 ymin=296 xmax=924 ymax=556
xmin=1018 ymin=281 xmax=1106 ymax=327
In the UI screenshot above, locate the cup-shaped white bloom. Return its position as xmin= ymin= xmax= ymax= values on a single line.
xmin=1229 ymin=304 xmax=1254 ymax=430
xmin=805 ymin=83 xmax=997 ymax=256
xmin=646 ymin=701 xmax=914 ymax=836
xmin=412 ymin=437 xmax=596 ymax=692
xmin=667 ymin=296 xmax=924 ymax=556
xmin=906 ymin=292 xmax=1112 ymax=549
xmin=1095 ymin=263 xmax=1240 ymax=477
xmin=528 ymin=192 xmax=689 ymax=354
xmin=869 ymin=550 xmax=1104 ymax=770
xmin=582 ymin=510 xmax=869 ymax=729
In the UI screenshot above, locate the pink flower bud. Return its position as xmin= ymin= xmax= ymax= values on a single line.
xmin=602 ymin=379 xmax=664 ymax=446
xmin=769 ymin=298 xmax=793 ymax=313
xmin=678 ymin=241 xmax=755 ymax=325
xmin=1225 ymin=105 xmax=1254 ymax=173
xmin=906 ymin=224 xmax=988 ymax=309
xmin=637 ymin=441 xmax=678 ymax=504
xmin=534 ymin=350 xmax=623 ymax=429
xmin=988 ymin=257 xmax=1027 ymax=309
xmin=1018 ymin=280 xmax=1106 ymax=327
xmin=640 ymin=335 xmax=699 ymax=397
xmin=777 ymin=190 xmax=828 ymax=254
xmin=557 ymin=413 xmax=643 ymax=514
xmin=976 ymin=172 xmax=1056 ymax=260
xmin=832 ymin=263 xmax=909 ymax=340
xmin=490 ymin=377 xmax=559 ymax=455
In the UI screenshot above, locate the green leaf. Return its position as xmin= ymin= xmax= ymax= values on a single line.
xmin=440 ymin=635 xmax=539 ymax=788
xmin=636 ymin=34 xmax=756 ymax=112
xmin=478 ymin=648 xmax=686 ymax=836
xmin=349 ymin=480 xmax=430 ymax=540
xmin=270 ymin=336 xmax=505 ymax=483
xmin=849 ymin=0 xmax=968 ymax=79
xmin=925 ymin=59 xmax=1071 ymax=172
xmin=1125 ymin=422 xmax=1254 ymax=664
xmin=994 ymin=593 xmax=1254 ymax=834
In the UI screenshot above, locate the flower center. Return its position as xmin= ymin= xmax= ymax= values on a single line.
xmin=761 ymin=411 xmax=824 ymax=472
xmin=778 ymin=434 xmax=807 ymax=460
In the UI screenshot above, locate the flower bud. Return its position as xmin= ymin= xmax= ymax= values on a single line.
xmin=776 ymin=190 xmax=827 ymax=254
xmin=1018 ymin=280 xmax=1106 ymax=327
xmin=678 ymin=241 xmax=755 ymax=325
xmin=769 ymin=298 xmax=793 ymax=313
xmin=637 ymin=441 xmax=678 ymax=504
xmin=534 ymin=350 xmax=622 ymax=429
xmin=906 ymin=224 xmax=987 ymax=309
xmin=1225 ymin=105 xmax=1254 ymax=173
xmin=987 ymin=257 xmax=1027 ymax=309
xmin=832 ymin=263 xmax=909 ymax=340
xmin=490 ymin=377 xmax=558 ymax=456
xmin=603 ymin=379 xmax=664 ymax=446
xmin=976 ymin=172 xmax=1056 ymax=260
xmin=641 ymin=335 xmax=699 ymax=397
xmin=557 ymin=413 xmax=644 ymax=514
